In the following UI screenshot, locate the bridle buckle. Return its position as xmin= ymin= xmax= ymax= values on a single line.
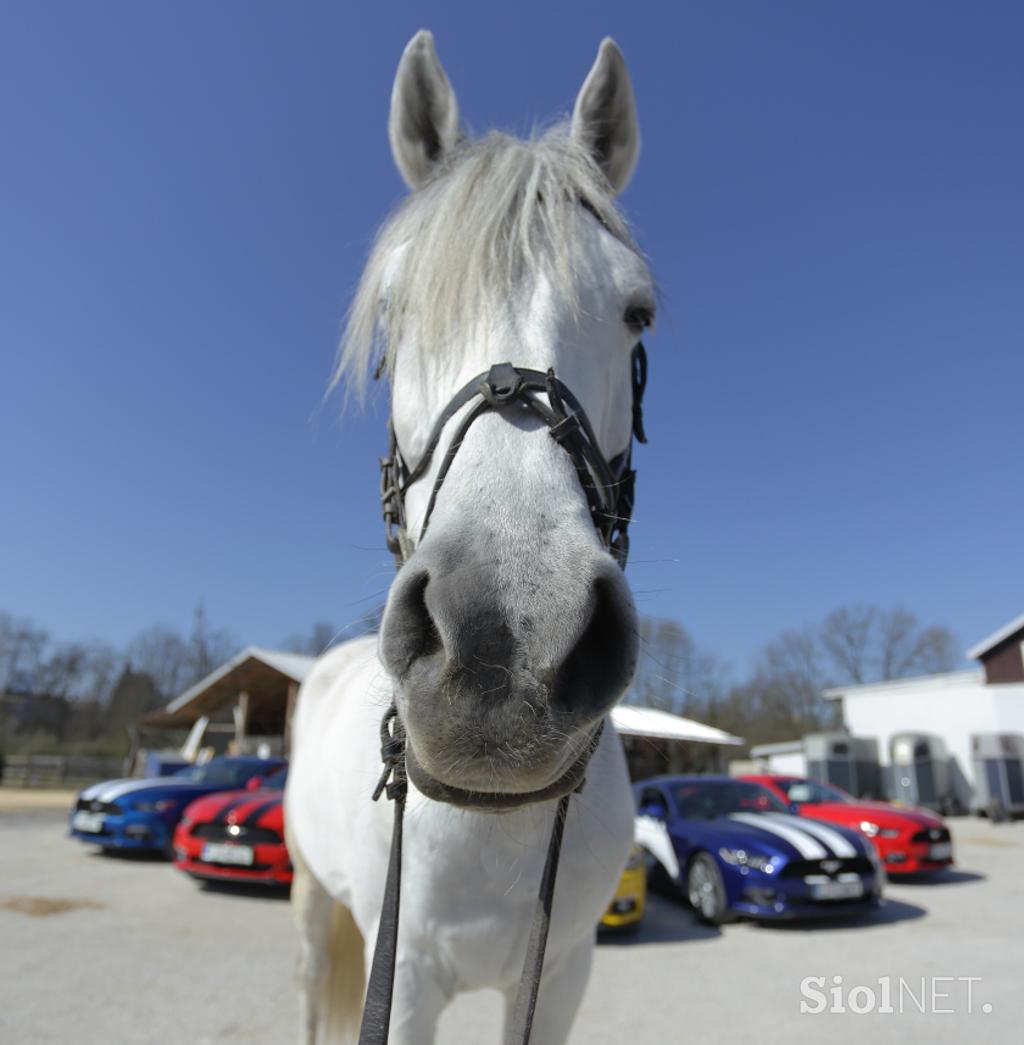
xmin=479 ymin=363 xmax=523 ymax=406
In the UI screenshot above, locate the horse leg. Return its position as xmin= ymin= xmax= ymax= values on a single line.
xmin=502 ymin=936 xmax=595 ymax=1045
xmin=289 ymin=825 xmax=365 ymax=1044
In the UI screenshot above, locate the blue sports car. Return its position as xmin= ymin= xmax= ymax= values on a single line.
xmin=634 ymin=776 xmax=883 ymax=923
xmin=69 ymin=756 xmax=286 ymax=855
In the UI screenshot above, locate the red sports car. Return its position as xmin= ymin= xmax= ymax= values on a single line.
xmin=743 ymin=774 xmax=953 ymax=875
xmin=173 ymin=766 xmax=291 ymax=885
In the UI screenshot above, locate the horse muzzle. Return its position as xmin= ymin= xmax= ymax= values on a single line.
xmin=378 ymin=534 xmax=637 ymax=808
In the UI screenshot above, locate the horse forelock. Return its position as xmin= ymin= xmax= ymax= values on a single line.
xmin=333 ymin=125 xmax=638 ymax=399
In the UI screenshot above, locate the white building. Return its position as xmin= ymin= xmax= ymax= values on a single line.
xmin=823 ymin=614 xmax=1024 ymax=810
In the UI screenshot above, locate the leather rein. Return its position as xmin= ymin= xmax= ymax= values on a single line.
xmin=358 ymin=346 xmax=647 ymax=1045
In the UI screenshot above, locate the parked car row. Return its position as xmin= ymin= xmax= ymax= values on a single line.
xmin=67 ymin=760 xmax=952 ymax=929
xmin=69 ymin=756 xmax=286 ymax=857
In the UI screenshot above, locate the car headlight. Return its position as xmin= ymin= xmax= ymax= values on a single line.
xmin=133 ymin=799 xmax=177 ymax=813
xmin=860 ymin=821 xmax=899 ymax=838
xmin=718 ymin=847 xmax=774 ymax=872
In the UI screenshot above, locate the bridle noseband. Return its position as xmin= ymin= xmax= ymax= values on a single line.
xmin=359 ymin=345 xmax=648 ymax=1045
xmin=381 ymin=344 xmax=647 ymax=569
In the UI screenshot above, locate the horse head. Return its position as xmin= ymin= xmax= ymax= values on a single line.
xmin=342 ymin=32 xmax=655 ymax=810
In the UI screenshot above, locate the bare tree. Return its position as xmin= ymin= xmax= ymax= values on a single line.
xmin=74 ymin=643 xmax=121 ymax=703
xmin=821 ymin=605 xmax=956 ymax=684
xmin=627 ymin=616 xmax=730 ymax=720
xmin=724 ymin=605 xmax=958 ymax=745
xmin=718 ymin=627 xmax=838 ymax=745
xmin=126 ymin=626 xmax=192 ymax=698
xmin=125 ymin=603 xmax=238 ymax=700
xmin=105 ymin=666 xmax=163 ymax=736
xmin=0 ymin=612 xmax=49 ymax=691
xmin=32 ymin=642 xmax=90 ymax=698
xmin=281 ymin=621 xmax=347 ymax=657
xmin=186 ymin=601 xmax=237 ymax=684
xmin=820 ymin=606 xmax=876 ymax=684
xmin=281 ymin=606 xmax=385 ymax=657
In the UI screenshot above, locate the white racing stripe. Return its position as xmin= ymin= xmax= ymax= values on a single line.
xmin=634 ymin=815 xmax=680 ymax=879
xmin=764 ymin=813 xmax=859 ymax=857
xmin=96 ymin=778 xmax=182 ymax=803
xmin=729 ymin=813 xmax=828 ymax=859
xmin=79 ymin=779 xmax=129 ymax=801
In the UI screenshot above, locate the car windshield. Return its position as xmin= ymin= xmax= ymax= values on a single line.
xmin=173 ymin=761 xmax=268 ymax=788
xmin=671 ymin=780 xmax=789 ymax=819
xmin=777 ymin=778 xmax=849 ymax=804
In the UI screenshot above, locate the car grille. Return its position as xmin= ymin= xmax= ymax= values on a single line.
xmin=75 ymin=799 xmax=123 ymax=815
xmin=911 ymin=827 xmax=950 ymax=844
xmin=191 ymin=823 xmax=281 ymax=845
xmin=195 ymin=859 xmax=277 ymax=872
xmin=779 ymin=857 xmax=874 ymax=878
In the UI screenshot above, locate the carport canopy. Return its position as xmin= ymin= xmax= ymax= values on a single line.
xmin=611 ymin=705 xmax=744 ymax=746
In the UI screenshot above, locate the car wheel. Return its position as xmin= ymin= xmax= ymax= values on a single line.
xmin=686 ymin=852 xmax=731 ymax=925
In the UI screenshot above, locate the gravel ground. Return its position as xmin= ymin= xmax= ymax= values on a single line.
xmin=1 ymin=808 xmax=1021 ymax=1044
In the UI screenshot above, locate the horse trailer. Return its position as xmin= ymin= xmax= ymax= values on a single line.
xmin=889 ymin=733 xmax=956 ymax=813
xmin=972 ymin=733 xmax=1024 ymax=818
xmin=804 ymin=733 xmax=883 ymax=799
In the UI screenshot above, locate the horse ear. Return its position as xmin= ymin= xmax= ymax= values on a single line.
xmin=389 ymin=30 xmax=460 ymax=190
xmin=570 ymin=38 xmax=640 ymax=194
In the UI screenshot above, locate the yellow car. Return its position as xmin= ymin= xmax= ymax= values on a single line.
xmin=600 ymin=845 xmax=647 ymax=929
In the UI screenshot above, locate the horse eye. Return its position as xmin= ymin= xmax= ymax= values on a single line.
xmin=623 ymin=304 xmax=654 ymax=333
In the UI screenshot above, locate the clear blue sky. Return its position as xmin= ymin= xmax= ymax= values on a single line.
xmin=2 ymin=0 xmax=1021 ymax=675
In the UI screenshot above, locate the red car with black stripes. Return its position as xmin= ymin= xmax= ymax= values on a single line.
xmin=173 ymin=765 xmax=291 ymax=885
xmin=742 ymin=774 xmax=954 ymax=876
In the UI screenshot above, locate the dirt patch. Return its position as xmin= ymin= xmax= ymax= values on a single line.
xmin=1 ymin=896 xmax=105 ymax=917
xmin=0 ymin=788 xmax=77 ymax=813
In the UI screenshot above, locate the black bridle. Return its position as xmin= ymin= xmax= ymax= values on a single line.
xmin=381 ymin=346 xmax=647 ymax=569
xmin=359 ymin=345 xmax=648 ymax=1045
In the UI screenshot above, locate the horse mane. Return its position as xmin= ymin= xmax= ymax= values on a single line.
xmin=334 ymin=124 xmax=637 ymax=397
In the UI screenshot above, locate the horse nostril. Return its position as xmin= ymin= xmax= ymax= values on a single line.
xmin=553 ymin=573 xmax=638 ymax=715
xmin=381 ymin=570 xmax=444 ymax=676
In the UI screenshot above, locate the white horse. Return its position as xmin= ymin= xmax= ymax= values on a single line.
xmin=286 ymin=30 xmax=656 ymax=1045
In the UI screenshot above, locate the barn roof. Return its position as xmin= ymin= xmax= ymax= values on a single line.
xmin=140 ymin=646 xmax=316 ymax=728
xmin=967 ymin=613 xmax=1024 ymax=662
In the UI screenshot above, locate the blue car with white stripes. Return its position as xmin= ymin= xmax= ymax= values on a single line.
xmin=69 ymin=756 xmax=286 ymax=855
xmin=634 ymin=776 xmax=883 ymax=923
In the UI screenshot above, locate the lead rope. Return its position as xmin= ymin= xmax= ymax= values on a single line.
xmin=358 ymin=710 xmax=587 ymax=1045
xmin=358 ymin=707 xmax=406 ymax=1045
xmin=503 ymin=791 xmax=571 ymax=1045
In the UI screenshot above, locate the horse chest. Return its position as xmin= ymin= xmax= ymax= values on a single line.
xmin=395 ymin=801 xmax=628 ymax=990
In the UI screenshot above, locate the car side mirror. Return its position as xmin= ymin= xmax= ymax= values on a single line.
xmin=245 ymin=776 xmax=262 ymax=792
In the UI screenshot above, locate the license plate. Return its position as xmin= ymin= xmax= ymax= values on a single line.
xmin=72 ymin=811 xmax=105 ymax=833
xmin=201 ymin=842 xmax=254 ymax=866
xmin=929 ymin=842 xmax=952 ymax=861
xmin=810 ymin=879 xmax=864 ymax=900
